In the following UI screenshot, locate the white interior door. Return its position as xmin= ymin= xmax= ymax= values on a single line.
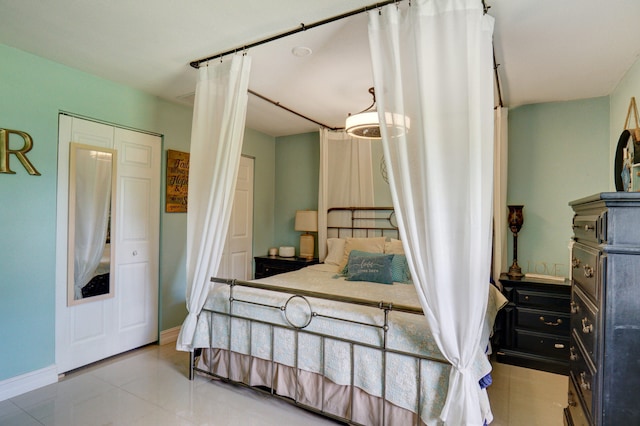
xmin=219 ymin=155 xmax=254 ymax=280
xmin=112 ymin=128 xmax=160 ymax=352
xmin=55 ymin=115 xmax=160 ymax=373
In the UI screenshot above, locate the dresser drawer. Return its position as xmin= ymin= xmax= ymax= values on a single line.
xmin=571 ymin=286 xmax=598 ymax=364
xmin=569 ymin=345 xmax=596 ymax=420
xmin=572 ymin=213 xmax=602 ymax=244
xmin=571 ymin=243 xmax=600 ymax=302
xmin=517 ymin=307 xmax=570 ymax=335
xmin=567 ymin=373 xmax=592 ymax=426
xmin=515 ymin=329 xmax=570 ymax=360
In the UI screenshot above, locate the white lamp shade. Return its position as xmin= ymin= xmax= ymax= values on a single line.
xmin=345 ymin=111 xmax=410 ymax=140
xmin=295 ymin=210 xmax=318 ymax=232
xmin=345 ymin=111 xmax=381 ymax=139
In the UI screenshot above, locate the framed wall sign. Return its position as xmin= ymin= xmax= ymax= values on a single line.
xmin=166 ymin=149 xmax=189 ymax=212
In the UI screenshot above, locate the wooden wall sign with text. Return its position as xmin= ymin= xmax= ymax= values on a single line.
xmin=166 ymin=149 xmax=189 ymax=212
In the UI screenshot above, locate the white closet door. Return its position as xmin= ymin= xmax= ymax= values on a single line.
xmin=112 ymin=128 xmax=160 ymax=351
xmin=55 ymin=116 xmax=160 ymax=373
xmin=219 ymin=156 xmax=254 ymax=280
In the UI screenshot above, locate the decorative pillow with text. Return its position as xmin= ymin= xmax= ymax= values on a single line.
xmin=345 ymin=253 xmax=394 ymax=284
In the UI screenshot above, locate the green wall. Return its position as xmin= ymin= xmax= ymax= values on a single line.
xmin=243 ymin=128 xmax=277 ymax=262
xmin=0 ymin=43 xmax=276 ymax=382
xmin=610 ymin=56 xmax=640 ymax=181
xmin=273 ymin=132 xmax=320 ymax=253
xmin=507 ymin=97 xmax=610 ymax=278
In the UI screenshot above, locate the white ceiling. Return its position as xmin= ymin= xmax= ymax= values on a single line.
xmin=1 ymin=0 xmax=640 ymax=137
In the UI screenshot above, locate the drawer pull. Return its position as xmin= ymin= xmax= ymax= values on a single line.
xmin=570 ymin=301 xmax=580 ymax=314
xmin=583 ymin=265 xmax=594 ymax=278
xmin=584 ymin=224 xmax=595 ymax=231
xmin=571 ymin=257 xmax=581 ymax=268
xmin=570 ymin=346 xmax=578 ymax=361
xmin=554 ymin=343 xmax=565 ymax=349
xmin=582 ymin=317 xmax=594 ymax=334
xmin=579 ymin=372 xmax=591 ymax=391
xmin=539 ymin=316 xmax=562 ymax=326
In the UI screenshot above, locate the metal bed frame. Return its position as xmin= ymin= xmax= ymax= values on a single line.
xmin=326 ymin=206 xmax=399 ymax=239
xmin=189 ymin=207 xmax=448 ymax=426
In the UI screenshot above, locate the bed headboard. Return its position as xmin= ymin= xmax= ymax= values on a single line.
xmin=326 ymin=207 xmax=399 ymax=239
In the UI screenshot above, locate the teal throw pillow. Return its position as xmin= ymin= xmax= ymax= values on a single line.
xmin=390 ymin=254 xmax=412 ymax=284
xmin=345 ymin=253 xmax=394 ymax=284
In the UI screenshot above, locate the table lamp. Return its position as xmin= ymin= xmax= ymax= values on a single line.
xmin=295 ymin=210 xmax=318 ymax=260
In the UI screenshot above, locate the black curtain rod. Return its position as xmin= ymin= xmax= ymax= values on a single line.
xmin=189 ymin=0 xmax=401 ymax=68
xmin=248 ymin=90 xmax=339 ymax=130
xmin=197 ymin=0 xmax=504 ymax=120
xmin=493 ymin=47 xmax=504 ymax=108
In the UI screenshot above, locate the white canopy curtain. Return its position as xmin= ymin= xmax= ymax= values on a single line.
xmin=369 ymin=1 xmax=495 ymax=425
xmin=177 ymin=55 xmax=252 ymax=352
xmin=493 ymin=107 xmax=509 ymax=284
xmin=317 ymin=128 xmax=374 ymax=261
xmin=73 ymin=148 xmax=113 ymax=298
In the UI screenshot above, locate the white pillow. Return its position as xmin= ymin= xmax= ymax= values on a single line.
xmin=324 ymin=238 xmax=346 ymax=266
xmin=384 ymin=238 xmax=405 ymax=254
xmin=338 ymin=237 xmax=387 ymax=272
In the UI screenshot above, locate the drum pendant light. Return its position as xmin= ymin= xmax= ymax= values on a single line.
xmin=345 ymin=87 xmax=381 ymax=139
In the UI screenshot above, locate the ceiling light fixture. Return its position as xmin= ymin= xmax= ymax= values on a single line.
xmin=345 ymin=87 xmax=410 ymax=139
xmin=291 ymin=46 xmax=312 ymax=57
xmin=345 ymin=87 xmax=381 ymax=139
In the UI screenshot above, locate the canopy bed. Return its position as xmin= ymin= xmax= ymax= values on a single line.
xmin=189 ymin=208 xmax=506 ymax=425
xmin=178 ymin=1 xmax=499 ymax=424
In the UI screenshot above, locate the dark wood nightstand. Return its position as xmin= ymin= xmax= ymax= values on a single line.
xmin=495 ymin=273 xmax=571 ymax=375
xmin=254 ymin=255 xmax=319 ymax=279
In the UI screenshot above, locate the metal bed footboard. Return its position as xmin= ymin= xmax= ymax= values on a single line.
xmin=190 ymin=277 xmax=448 ymax=426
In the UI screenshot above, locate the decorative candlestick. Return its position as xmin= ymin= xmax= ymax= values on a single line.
xmin=507 ymin=205 xmax=524 ymax=279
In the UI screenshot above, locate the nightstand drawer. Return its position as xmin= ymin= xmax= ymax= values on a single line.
xmin=515 ymin=329 xmax=569 ymax=359
xmin=257 ymin=264 xmax=290 ymax=277
xmin=516 ymin=289 xmax=570 ymax=311
xmin=517 ymin=307 xmax=570 ymax=335
xmin=254 ymin=256 xmax=319 ymax=279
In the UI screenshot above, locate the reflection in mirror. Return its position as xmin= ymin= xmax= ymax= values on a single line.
xmin=67 ymin=143 xmax=117 ymax=306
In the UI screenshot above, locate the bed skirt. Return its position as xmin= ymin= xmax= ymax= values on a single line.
xmin=197 ymin=348 xmax=428 ymax=426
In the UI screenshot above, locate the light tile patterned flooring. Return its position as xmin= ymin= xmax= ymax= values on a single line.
xmin=1 ymin=344 xmax=567 ymax=425
xmin=487 ymin=360 xmax=567 ymax=425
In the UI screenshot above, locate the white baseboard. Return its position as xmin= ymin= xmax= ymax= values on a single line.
xmin=0 ymin=365 xmax=58 ymax=402
xmin=159 ymin=326 xmax=180 ymax=345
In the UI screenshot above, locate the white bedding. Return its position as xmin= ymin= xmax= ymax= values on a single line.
xmin=193 ymin=264 xmax=507 ymax=424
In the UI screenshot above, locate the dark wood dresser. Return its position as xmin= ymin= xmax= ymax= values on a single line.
xmin=564 ymin=193 xmax=640 ymax=426
xmin=496 ymin=274 xmax=571 ymax=375
xmin=254 ymin=255 xmax=319 ymax=279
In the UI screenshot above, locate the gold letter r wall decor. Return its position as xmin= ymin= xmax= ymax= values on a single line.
xmin=0 ymin=128 xmax=41 ymax=175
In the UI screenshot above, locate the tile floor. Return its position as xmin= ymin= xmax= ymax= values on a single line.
xmin=1 ymin=344 xmax=568 ymax=425
xmin=487 ymin=360 xmax=568 ymax=426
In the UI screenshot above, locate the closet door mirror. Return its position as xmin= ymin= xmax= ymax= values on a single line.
xmin=67 ymin=143 xmax=117 ymax=306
